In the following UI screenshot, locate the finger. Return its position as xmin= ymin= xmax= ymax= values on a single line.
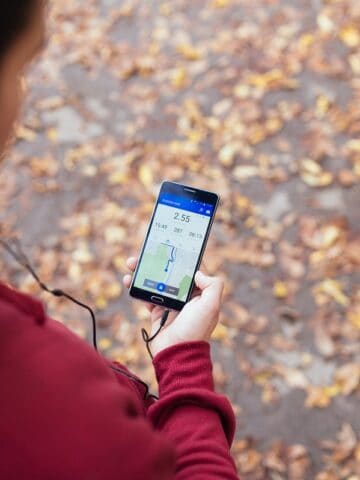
xmin=194 ymin=271 xmax=224 ymax=304
xmin=200 ymin=260 xmax=210 ymax=275
xmin=126 ymin=257 xmax=138 ymax=272
xmin=189 ymin=284 xmax=201 ymax=299
xmin=142 ymin=300 xmax=156 ymax=312
xmin=150 ymin=305 xmax=165 ymax=321
xmin=123 ymin=274 xmax=132 ymax=289
xmin=123 ymin=273 xmax=154 ymax=312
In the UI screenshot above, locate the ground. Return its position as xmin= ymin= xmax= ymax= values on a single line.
xmin=0 ymin=0 xmax=359 ymax=478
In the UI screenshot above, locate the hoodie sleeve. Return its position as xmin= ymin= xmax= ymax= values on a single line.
xmin=147 ymin=340 xmax=240 ymax=480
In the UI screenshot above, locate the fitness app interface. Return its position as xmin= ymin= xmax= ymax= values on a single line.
xmin=134 ymin=192 xmax=214 ymax=301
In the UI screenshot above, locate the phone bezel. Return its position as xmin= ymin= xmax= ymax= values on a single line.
xmin=129 ymin=180 xmax=219 ymax=311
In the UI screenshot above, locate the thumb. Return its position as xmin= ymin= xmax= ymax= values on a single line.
xmin=194 ymin=271 xmax=224 ymax=304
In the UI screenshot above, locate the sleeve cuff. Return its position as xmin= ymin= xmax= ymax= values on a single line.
xmin=152 ymin=340 xmax=214 ymax=397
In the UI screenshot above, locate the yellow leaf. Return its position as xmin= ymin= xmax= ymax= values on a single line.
xmin=138 ymin=164 xmax=153 ymax=187
xmin=316 ymin=95 xmax=331 ymax=116
xmin=253 ymin=370 xmax=273 ymax=386
xmin=273 ymin=281 xmax=288 ymax=299
xmin=72 ymin=243 xmax=93 ymax=263
xmin=314 ymin=279 xmax=349 ymax=307
xmin=266 ymin=117 xmax=283 ymax=134
xmin=348 ymin=309 xmax=360 ymax=329
xmin=234 ymin=83 xmax=251 ymax=99
xmin=68 ymin=262 xmax=82 ymax=281
xmin=218 ymin=143 xmax=239 ymax=166
xmin=104 ymin=226 xmax=126 ymax=244
xmin=176 ymin=43 xmax=202 ymax=61
xmin=300 ymin=158 xmax=334 ymax=187
xmin=212 ymin=0 xmax=231 ymax=7
xmin=334 ymin=363 xmax=360 ymax=395
xmin=171 ymin=67 xmax=188 ymax=88
xmin=99 ymin=338 xmax=112 ymax=350
xmin=108 ymin=171 xmax=128 ymax=185
xmin=104 ymin=282 xmax=122 ymax=299
xmin=112 ymin=255 xmax=126 ymax=272
xmin=300 ymin=158 xmax=321 ymax=174
xmin=339 ymin=25 xmax=360 ymax=48
xmin=302 ymin=169 xmax=333 ymax=186
xmin=298 ymin=33 xmax=315 ymax=50
xmin=235 ymin=194 xmax=252 ymax=211
xmin=323 ymin=384 xmax=342 ymax=398
xmin=320 ymin=225 xmax=341 ymax=248
xmin=305 ymin=386 xmax=331 ymax=408
xmin=346 ymin=139 xmax=360 ymax=153
xmin=212 ymin=323 xmax=230 ymax=341
xmin=248 ymin=69 xmax=298 ymax=90
xmin=47 ymin=128 xmax=58 ymax=142
xmin=95 ymin=296 xmax=108 ymax=310
xmin=16 ymin=125 xmax=37 ymax=141
xmin=349 ymin=53 xmax=360 ymax=75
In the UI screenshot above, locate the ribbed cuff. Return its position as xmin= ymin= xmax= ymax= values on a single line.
xmin=152 ymin=340 xmax=214 ymax=397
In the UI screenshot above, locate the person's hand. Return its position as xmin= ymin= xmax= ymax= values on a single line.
xmin=123 ymin=257 xmax=224 ymax=358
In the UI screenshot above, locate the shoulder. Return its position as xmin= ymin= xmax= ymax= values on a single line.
xmin=0 ymin=281 xmax=46 ymax=327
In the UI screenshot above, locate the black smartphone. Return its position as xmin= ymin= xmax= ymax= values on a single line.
xmin=129 ymin=181 xmax=219 ymax=311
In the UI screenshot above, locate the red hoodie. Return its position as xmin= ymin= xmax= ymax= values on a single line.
xmin=0 ymin=281 xmax=239 ymax=479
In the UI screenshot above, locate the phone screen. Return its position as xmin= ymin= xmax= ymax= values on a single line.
xmin=133 ymin=190 xmax=215 ymax=302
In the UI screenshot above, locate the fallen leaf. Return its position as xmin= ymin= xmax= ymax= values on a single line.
xmin=313 ymin=279 xmax=350 ymax=307
xmin=233 ymin=165 xmax=259 ymax=181
xmin=339 ymin=25 xmax=360 ymax=48
xmin=278 ymin=366 xmax=309 ymax=389
xmin=218 ymin=143 xmax=239 ymax=167
xmin=273 ymin=281 xmax=289 ymax=299
xmin=176 ymin=43 xmax=202 ymax=61
xmin=171 ymin=67 xmax=188 ymax=88
xmin=99 ymin=337 xmax=112 ymax=350
xmin=334 ymin=363 xmax=360 ymax=395
xmin=300 ymin=158 xmax=333 ymax=187
xmin=138 ymin=164 xmax=153 ymax=187
xmin=315 ymin=326 xmax=336 ymax=357
xmin=305 ymin=386 xmax=332 ymax=408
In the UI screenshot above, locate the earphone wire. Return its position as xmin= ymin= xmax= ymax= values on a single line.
xmin=0 ymin=238 xmax=169 ymax=401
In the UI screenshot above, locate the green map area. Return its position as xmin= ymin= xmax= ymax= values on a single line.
xmin=135 ymin=243 xmax=192 ymax=300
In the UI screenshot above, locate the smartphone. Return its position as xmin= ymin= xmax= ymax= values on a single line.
xmin=129 ymin=181 xmax=219 ymax=311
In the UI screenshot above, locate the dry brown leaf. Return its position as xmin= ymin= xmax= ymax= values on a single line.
xmin=176 ymin=43 xmax=202 ymax=61
xmin=313 ymin=279 xmax=350 ymax=307
xmin=278 ymin=366 xmax=309 ymax=389
xmin=314 ymin=326 xmax=336 ymax=357
xmin=334 ymin=363 xmax=360 ymax=396
xmin=300 ymin=158 xmax=333 ymax=187
xmin=305 ymin=386 xmax=332 ymax=409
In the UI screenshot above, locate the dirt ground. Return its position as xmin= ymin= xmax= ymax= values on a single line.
xmin=1 ymin=1 xmax=359 ymax=478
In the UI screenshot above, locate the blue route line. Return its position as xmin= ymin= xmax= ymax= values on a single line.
xmin=162 ymin=243 xmax=176 ymax=272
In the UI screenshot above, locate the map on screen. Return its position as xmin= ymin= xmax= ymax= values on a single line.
xmin=134 ymin=194 xmax=213 ymax=301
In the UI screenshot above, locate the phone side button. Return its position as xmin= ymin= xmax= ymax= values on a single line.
xmin=151 ymin=295 xmax=164 ymax=304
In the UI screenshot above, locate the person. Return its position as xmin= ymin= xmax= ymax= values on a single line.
xmin=0 ymin=1 xmax=239 ymax=479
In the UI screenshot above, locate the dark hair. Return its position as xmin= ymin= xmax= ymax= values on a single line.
xmin=0 ymin=0 xmax=37 ymax=61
